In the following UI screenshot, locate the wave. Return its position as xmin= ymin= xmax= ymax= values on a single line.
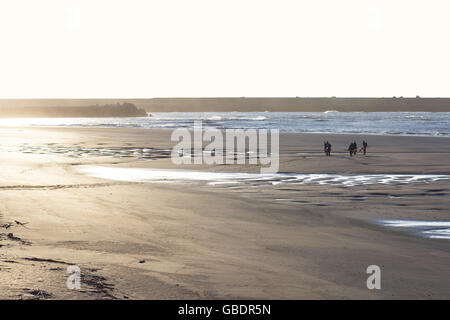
xmin=213 ymin=115 xmax=268 ymax=121
xmin=295 ymin=115 xmax=315 ymax=119
xmin=405 ymin=115 xmax=432 ymax=120
xmin=251 ymin=116 xmax=268 ymax=121
xmin=207 ymin=116 xmax=223 ymax=121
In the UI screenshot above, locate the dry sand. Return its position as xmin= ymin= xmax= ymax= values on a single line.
xmin=0 ymin=127 xmax=449 ymax=299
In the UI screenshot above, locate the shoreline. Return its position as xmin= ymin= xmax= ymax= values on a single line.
xmin=2 ymin=124 xmax=450 ymax=138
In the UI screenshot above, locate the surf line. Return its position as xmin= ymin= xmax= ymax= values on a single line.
xmin=170 ymin=120 xmax=279 ymax=173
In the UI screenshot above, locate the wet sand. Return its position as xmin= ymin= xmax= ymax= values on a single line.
xmin=1 ymin=127 xmax=450 ymax=299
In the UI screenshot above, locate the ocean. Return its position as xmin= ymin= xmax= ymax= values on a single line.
xmin=0 ymin=111 xmax=449 ymax=137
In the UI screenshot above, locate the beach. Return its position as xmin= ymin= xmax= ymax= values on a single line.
xmin=1 ymin=126 xmax=450 ymax=299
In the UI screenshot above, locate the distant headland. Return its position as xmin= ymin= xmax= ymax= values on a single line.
xmin=138 ymin=97 xmax=450 ymax=112
xmin=0 ymin=98 xmax=449 ymax=114
xmin=0 ymin=102 xmax=147 ymax=118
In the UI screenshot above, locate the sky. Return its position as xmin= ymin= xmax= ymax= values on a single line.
xmin=0 ymin=0 xmax=449 ymax=98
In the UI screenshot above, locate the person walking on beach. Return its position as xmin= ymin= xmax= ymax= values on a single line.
xmin=323 ymin=141 xmax=331 ymax=156
xmin=326 ymin=141 xmax=331 ymax=156
xmin=361 ymin=140 xmax=368 ymax=155
xmin=348 ymin=141 xmax=358 ymax=156
xmin=348 ymin=142 xmax=354 ymax=156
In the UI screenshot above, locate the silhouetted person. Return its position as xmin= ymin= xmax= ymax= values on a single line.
xmin=361 ymin=141 xmax=368 ymax=155
xmin=348 ymin=141 xmax=358 ymax=156
xmin=323 ymin=141 xmax=331 ymax=156
xmin=348 ymin=143 xmax=354 ymax=156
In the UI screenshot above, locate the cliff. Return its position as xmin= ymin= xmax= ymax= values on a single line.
xmin=0 ymin=102 xmax=147 ymax=118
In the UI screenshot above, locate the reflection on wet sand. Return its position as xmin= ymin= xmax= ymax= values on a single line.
xmin=380 ymin=220 xmax=450 ymax=239
xmin=77 ymin=166 xmax=450 ymax=187
xmin=5 ymin=144 xmax=172 ymax=160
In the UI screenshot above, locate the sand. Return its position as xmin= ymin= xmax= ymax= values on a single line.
xmin=0 ymin=127 xmax=450 ymax=299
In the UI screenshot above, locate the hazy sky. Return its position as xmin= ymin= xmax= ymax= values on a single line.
xmin=0 ymin=0 xmax=449 ymax=98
